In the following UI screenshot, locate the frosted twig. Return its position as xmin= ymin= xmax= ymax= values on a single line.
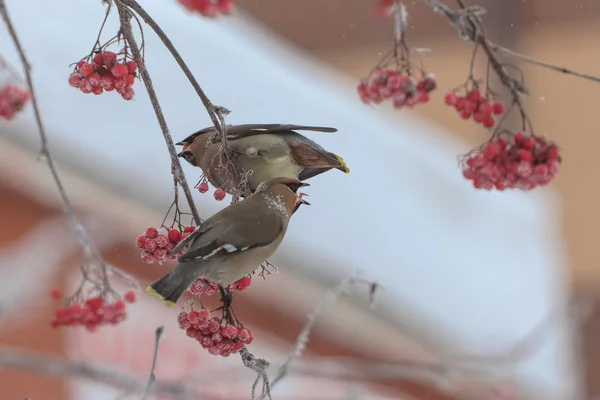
xmin=114 ymin=2 xmax=201 ymax=226
xmin=0 ymin=0 xmax=122 ymax=285
xmin=264 ymin=271 xmax=366 ymax=398
xmin=141 ymin=326 xmax=164 ymax=400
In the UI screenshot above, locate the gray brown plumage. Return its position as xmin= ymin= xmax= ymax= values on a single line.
xmin=146 ymin=177 xmax=310 ymax=307
xmin=176 ymin=124 xmax=349 ymax=195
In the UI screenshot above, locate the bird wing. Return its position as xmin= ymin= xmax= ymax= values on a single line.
xmin=283 ymin=135 xmax=348 ymax=171
xmin=224 ymin=124 xmax=337 ymax=141
xmin=178 ymin=124 xmax=337 ymax=146
xmin=177 ymin=208 xmax=283 ymax=263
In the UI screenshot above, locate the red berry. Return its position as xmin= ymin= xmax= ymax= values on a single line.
xmin=482 ymin=115 xmax=496 ymax=128
xmin=198 ymin=182 xmax=209 ymax=193
xmin=145 ymin=227 xmax=159 ymax=238
xmin=168 ymin=229 xmax=182 ymax=243
xmin=214 ymin=188 xmax=226 ymax=201
xmin=101 ymin=51 xmax=117 ymax=67
xmin=120 ymin=87 xmax=135 ymax=101
xmin=141 ymin=250 xmax=155 ymax=263
xmin=111 ymin=64 xmax=129 ymax=78
xmin=155 ymin=235 xmax=169 ymax=249
xmin=459 ymin=109 xmax=472 ymax=119
xmin=68 ymin=73 xmax=81 ymax=88
xmin=492 ymin=102 xmax=504 ymax=115
xmin=144 ymin=238 xmax=157 ymax=253
xmin=78 ymin=63 xmax=95 ymax=77
xmin=230 ymin=276 xmax=251 ymax=291
xmin=125 ymin=61 xmax=138 ymax=73
xmin=184 ymin=226 xmax=195 ymax=233
xmin=50 ymin=288 xmax=62 ymax=299
xmin=444 ymin=92 xmax=457 ymax=106
xmin=153 ymin=248 xmax=167 ymax=261
xmin=124 ymin=290 xmax=136 ymax=303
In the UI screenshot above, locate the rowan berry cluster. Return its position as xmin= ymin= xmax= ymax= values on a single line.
xmin=197 ymin=181 xmax=227 ymax=201
xmin=50 ymin=290 xmax=136 ymax=331
xmin=463 ymin=133 xmax=562 ymax=190
xmin=188 ymin=275 xmax=252 ymax=296
xmin=178 ymin=0 xmax=234 ymax=17
xmin=0 ymin=84 xmax=31 ymax=120
xmin=68 ymin=51 xmax=137 ymax=100
xmin=357 ymin=70 xmax=436 ymax=109
xmin=178 ymin=309 xmax=254 ymax=357
xmin=445 ymin=88 xmax=504 ymax=128
xmin=136 ymin=226 xmax=195 ymax=264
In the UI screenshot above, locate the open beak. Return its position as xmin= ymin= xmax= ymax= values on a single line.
xmin=297 ymin=192 xmax=311 ymax=206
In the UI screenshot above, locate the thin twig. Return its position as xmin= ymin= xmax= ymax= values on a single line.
xmin=114 ymin=3 xmax=201 ymax=226
xmin=264 ymin=271 xmax=362 ymax=398
xmin=116 ymin=0 xmax=230 ymax=141
xmin=0 ymin=347 xmax=217 ymax=400
xmin=0 ymin=0 xmax=114 ymax=282
xmin=141 ymin=326 xmax=164 ymax=400
xmin=420 ymin=0 xmax=600 ymax=85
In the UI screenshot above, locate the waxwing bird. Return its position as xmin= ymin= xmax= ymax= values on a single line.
xmin=176 ymin=123 xmax=349 ymax=195
xmin=146 ymin=177 xmax=310 ymax=307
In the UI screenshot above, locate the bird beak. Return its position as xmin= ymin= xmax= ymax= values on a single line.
xmin=297 ymin=193 xmax=311 ymax=206
xmin=175 ymin=140 xmax=187 ymax=147
xmin=298 ymin=182 xmax=310 ymax=188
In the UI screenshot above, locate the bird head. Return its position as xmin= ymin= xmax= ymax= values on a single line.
xmin=256 ymin=177 xmax=311 ymax=215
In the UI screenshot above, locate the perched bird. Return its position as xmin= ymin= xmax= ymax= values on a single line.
xmin=176 ymin=123 xmax=349 ymax=195
xmin=146 ymin=177 xmax=310 ymax=307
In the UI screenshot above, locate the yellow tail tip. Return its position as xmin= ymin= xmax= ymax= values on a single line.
xmin=335 ymin=154 xmax=350 ymax=174
xmin=146 ymin=286 xmax=176 ymax=308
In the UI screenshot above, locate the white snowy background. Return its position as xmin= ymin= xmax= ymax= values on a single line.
xmin=0 ymin=0 xmax=583 ymax=399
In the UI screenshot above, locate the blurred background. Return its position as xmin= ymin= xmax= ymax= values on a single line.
xmin=0 ymin=0 xmax=599 ymax=399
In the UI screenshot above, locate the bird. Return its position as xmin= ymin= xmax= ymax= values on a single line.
xmin=146 ymin=177 xmax=311 ymax=307
xmin=176 ymin=123 xmax=349 ymax=195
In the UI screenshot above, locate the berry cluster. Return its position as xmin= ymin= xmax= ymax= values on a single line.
xmin=178 ymin=309 xmax=254 ymax=357
xmin=50 ymin=291 xmax=136 ymax=331
xmin=197 ymin=181 xmax=227 ymax=201
xmin=376 ymin=0 xmax=395 ymax=17
xmin=463 ymin=133 xmax=562 ymax=191
xmin=68 ymin=51 xmax=137 ymax=101
xmin=188 ymin=275 xmax=252 ymax=296
xmin=357 ymin=70 xmax=436 ymax=109
xmin=178 ymin=0 xmax=234 ymax=17
xmin=0 ymin=85 xmax=31 ymax=120
xmin=136 ymin=226 xmax=195 ymax=264
xmin=445 ymin=89 xmax=504 ymax=128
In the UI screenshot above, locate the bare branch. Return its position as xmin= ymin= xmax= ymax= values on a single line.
xmin=420 ymin=0 xmax=600 ymax=85
xmin=0 ymin=347 xmax=215 ymax=400
xmin=114 ymin=2 xmax=201 ymax=226
xmin=116 ymin=0 xmax=229 ymax=140
xmin=265 ymin=271 xmax=365 ymax=398
xmin=0 ymin=0 xmax=119 ymax=284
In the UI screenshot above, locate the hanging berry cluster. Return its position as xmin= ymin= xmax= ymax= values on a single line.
xmin=178 ymin=0 xmax=234 ymax=18
xmin=445 ymin=88 xmax=504 ymax=128
xmin=136 ymin=226 xmax=195 ymax=264
xmin=50 ymin=289 xmax=136 ymax=331
xmin=68 ymin=51 xmax=137 ymax=100
xmin=178 ymin=309 xmax=254 ymax=357
xmin=462 ymin=133 xmax=562 ymax=191
xmin=0 ymin=84 xmax=31 ymax=120
xmin=358 ymin=71 xmax=436 ymax=108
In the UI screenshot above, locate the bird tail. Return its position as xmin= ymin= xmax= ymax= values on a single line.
xmin=332 ymin=153 xmax=350 ymax=174
xmin=146 ymin=264 xmax=199 ymax=308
